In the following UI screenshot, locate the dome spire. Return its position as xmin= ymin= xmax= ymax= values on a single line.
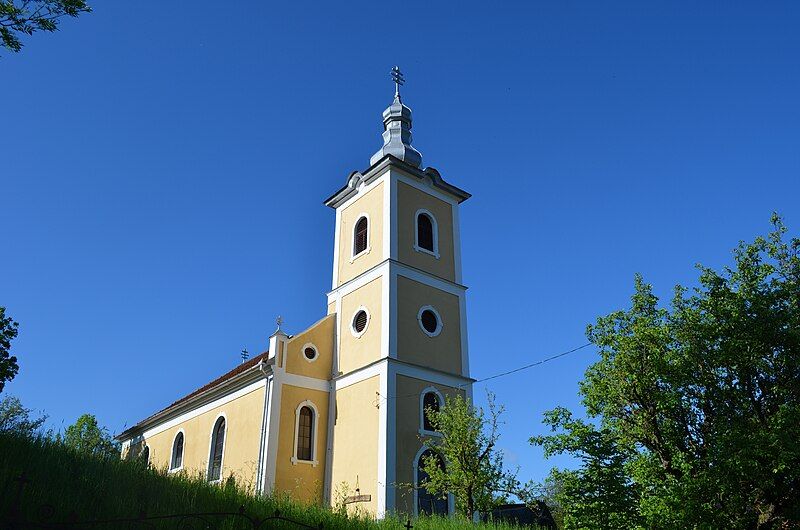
xmin=370 ymin=66 xmax=423 ymax=168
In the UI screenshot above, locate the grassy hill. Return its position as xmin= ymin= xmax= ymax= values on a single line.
xmin=0 ymin=432 xmax=534 ymax=529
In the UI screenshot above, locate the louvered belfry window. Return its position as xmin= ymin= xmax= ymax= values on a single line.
xmin=208 ymin=417 xmax=225 ymax=481
xmin=354 ymin=217 xmax=368 ymax=255
xmin=353 ymin=310 xmax=368 ymax=333
xmin=423 ymin=392 xmax=440 ymax=431
xmin=297 ymin=406 xmax=313 ymax=461
xmin=170 ymin=432 xmax=184 ymax=470
xmin=417 ymin=213 xmax=434 ymax=252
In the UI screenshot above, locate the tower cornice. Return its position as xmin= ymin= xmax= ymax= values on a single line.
xmin=324 ymin=155 xmax=471 ymax=209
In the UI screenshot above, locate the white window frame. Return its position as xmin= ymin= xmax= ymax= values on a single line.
xmin=301 ymin=342 xmax=319 ymax=363
xmin=291 ymin=400 xmax=319 ymax=467
xmin=350 ymin=306 xmax=371 ymax=338
xmin=169 ymin=429 xmax=185 ymax=472
xmin=206 ymin=413 xmax=227 ymax=483
xmin=350 ymin=213 xmax=371 ymax=262
xmin=413 ymin=209 xmax=440 ymax=259
xmin=417 ymin=305 xmax=443 ymax=338
xmin=412 ymin=445 xmax=455 ymax=517
xmin=419 ymin=387 xmax=445 ymax=437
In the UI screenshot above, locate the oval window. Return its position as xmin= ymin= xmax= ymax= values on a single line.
xmin=418 ymin=307 xmax=442 ymax=337
xmin=352 ymin=310 xmax=368 ymax=334
xmin=304 ymin=346 xmax=317 ymax=361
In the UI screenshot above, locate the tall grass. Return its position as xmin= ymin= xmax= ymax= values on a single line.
xmin=0 ymin=432 xmax=532 ymax=529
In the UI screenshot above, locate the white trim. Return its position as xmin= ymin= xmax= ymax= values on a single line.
xmin=393 ymin=360 xmax=474 ymax=388
xmin=395 ymin=172 xmax=459 ymax=207
xmin=350 ymin=213 xmax=371 ymax=262
xmin=327 ymin=259 xmax=465 ymax=306
xmin=327 ymin=260 xmax=392 ymax=302
xmin=377 ymin=359 xmax=389 ymax=517
xmin=417 ymin=305 xmax=443 ymax=338
xmin=452 ymin=202 xmax=463 ymax=285
xmin=206 ymin=413 xmax=227 ymax=483
xmin=169 ymin=429 xmax=185 ymax=472
xmin=281 ymin=373 xmax=330 ymax=392
xmin=350 ymin=305 xmax=371 ymax=338
xmin=418 ymin=387 xmax=444 ymax=437
xmin=333 ymin=359 xmax=385 ymax=391
xmin=413 ymin=209 xmax=440 ymax=259
xmin=389 ymin=268 xmax=398 ymax=359
xmin=383 ymin=171 xmax=393 ymax=261
xmin=291 ymin=400 xmax=320 ymax=467
xmin=381 ymin=268 xmax=391 ymax=360
xmin=264 ymin=375 xmax=281 ymax=492
xmin=332 ymin=204 xmax=342 ymax=289
xmin=412 ymin=446 xmax=455 ymax=517
xmin=459 ymin=293 xmax=470 ymax=379
xmin=142 ymin=379 xmax=263 ymax=439
xmin=301 ymin=342 xmax=318 ymax=363
xmin=385 ymin=361 xmax=397 ymax=514
xmin=394 ymin=262 xmax=466 ymax=297
xmin=334 ymin=168 xmax=390 ymax=214
xmin=389 ymin=172 xmax=398 ymax=260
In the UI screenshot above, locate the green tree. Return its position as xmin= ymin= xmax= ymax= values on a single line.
xmin=419 ymin=392 xmax=522 ymax=520
xmin=1 ymin=0 xmax=91 ymax=54
xmin=0 ymin=306 xmax=20 ymax=393
xmin=61 ymin=413 xmax=120 ymax=459
xmin=533 ymin=215 xmax=800 ymax=529
xmin=0 ymin=394 xmax=47 ymax=435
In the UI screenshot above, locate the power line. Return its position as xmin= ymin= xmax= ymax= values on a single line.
xmin=375 ymin=341 xmax=593 ymax=403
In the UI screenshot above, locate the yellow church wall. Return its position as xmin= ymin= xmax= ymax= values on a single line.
xmin=337 ymin=181 xmax=385 ymax=286
xmin=138 ymin=383 xmax=266 ymax=491
xmin=330 ymin=375 xmax=380 ymax=515
xmin=396 ymin=275 xmax=462 ymax=375
xmin=396 ymin=180 xmax=456 ymax=282
xmin=274 ymin=384 xmax=329 ymax=504
xmin=338 ymin=276 xmax=383 ymax=375
xmin=285 ymin=314 xmax=335 ymax=380
xmin=327 ymin=302 xmax=336 ymax=315
xmin=393 ymin=374 xmax=465 ymax=515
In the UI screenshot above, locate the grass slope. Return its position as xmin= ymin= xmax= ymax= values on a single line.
xmin=0 ymin=432 xmax=531 ymax=529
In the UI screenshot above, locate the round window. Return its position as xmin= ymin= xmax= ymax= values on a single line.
xmin=352 ymin=309 xmax=368 ymax=334
xmin=303 ymin=346 xmax=317 ymax=361
xmin=418 ymin=306 xmax=442 ymax=336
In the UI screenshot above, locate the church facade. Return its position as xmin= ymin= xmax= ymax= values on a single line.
xmin=117 ymin=81 xmax=473 ymax=518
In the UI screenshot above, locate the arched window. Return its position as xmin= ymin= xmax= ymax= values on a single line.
xmin=416 ymin=449 xmax=448 ymax=516
xmin=208 ymin=417 xmax=226 ymax=481
xmin=422 ymin=392 xmax=441 ymax=432
xmin=417 ymin=213 xmax=434 ymax=252
xmin=353 ymin=216 xmax=368 ymax=256
xmin=140 ymin=445 xmax=150 ymax=467
xmin=414 ymin=210 xmax=439 ymax=257
xmin=297 ymin=406 xmax=314 ymax=462
xmin=170 ymin=432 xmax=184 ymax=471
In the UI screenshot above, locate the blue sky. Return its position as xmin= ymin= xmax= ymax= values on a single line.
xmin=3 ymin=1 xmax=799 ymax=485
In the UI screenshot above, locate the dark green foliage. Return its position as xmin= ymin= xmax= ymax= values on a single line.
xmin=420 ymin=393 xmax=523 ymax=520
xmin=0 ymin=430 xmax=531 ymax=530
xmin=0 ymin=395 xmax=47 ymax=435
xmin=0 ymin=306 xmax=19 ymax=393
xmin=60 ymin=413 xmax=120 ymax=459
xmin=533 ymin=215 xmax=800 ymax=529
xmin=0 ymin=0 xmax=90 ymax=53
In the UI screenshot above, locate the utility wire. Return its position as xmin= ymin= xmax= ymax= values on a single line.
xmin=375 ymin=341 xmax=593 ymax=403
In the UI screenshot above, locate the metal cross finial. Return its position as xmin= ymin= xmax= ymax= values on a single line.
xmin=276 ymin=316 xmax=283 ymax=330
xmin=240 ymin=348 xmax=249 ymax=363
xmin=391 ymin=66 xmax=404 ymax=98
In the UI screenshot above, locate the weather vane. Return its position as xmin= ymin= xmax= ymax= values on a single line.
xmin=276 ymin=315 xmax=284 ymax=331
xmin=391 ymin=66 xmax=404 ymax=99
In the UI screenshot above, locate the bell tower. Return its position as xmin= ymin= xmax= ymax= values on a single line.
xmin=324 ymin=69 xmax=472 ymax=517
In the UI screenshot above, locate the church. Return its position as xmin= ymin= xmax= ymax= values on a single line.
xmin=117 ymin=70 xmax=474 ymax=518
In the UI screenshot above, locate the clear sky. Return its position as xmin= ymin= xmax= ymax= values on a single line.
xmin=3 ymin=1 xmax=799 ymax=485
